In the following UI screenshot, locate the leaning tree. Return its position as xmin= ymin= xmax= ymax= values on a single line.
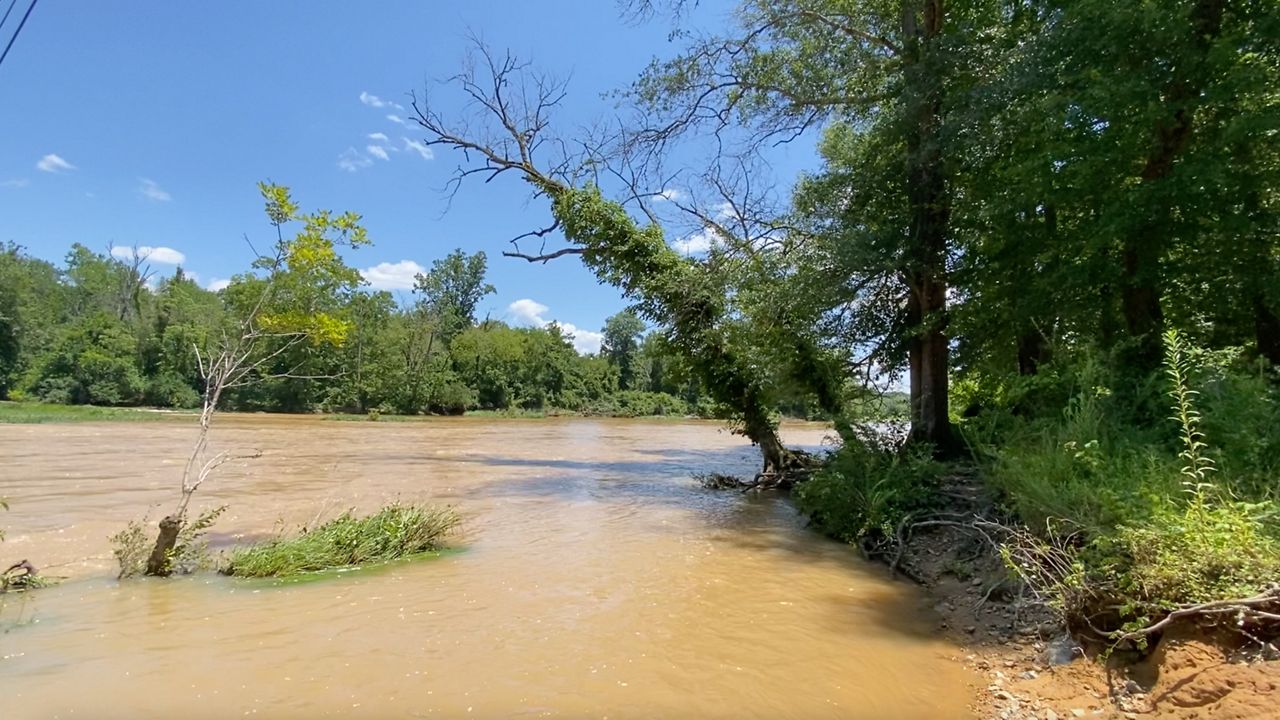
xmin=409 ymin=44 xmax=846 ymax=481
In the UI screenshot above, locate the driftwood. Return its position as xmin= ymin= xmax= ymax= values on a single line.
xmin=1 ymin=559 xmax=38 ymax=592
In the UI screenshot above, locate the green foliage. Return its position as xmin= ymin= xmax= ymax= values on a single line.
xmin=794 ymin=441 xmax=944 ymax=545
xmin=585 ymin=390 xmax=691 ymax=418
xmin=33 ymin=313 xmax=146 ymax=405
xmin=111 ymin=506 xmax=227 ymax=579
xmin=223 ymin=503 xmax=460 ymax=578
xmin=413 ymin=249 xmax=495 ymax=343
xmin=990 ymin=332 xmax=1280 ymax=636
xmin=109 ymin=519 xmax=150 ymax=580
xmin=602 ymin=311 xmax=647 ymax=390
xmin=143 ymin=373 xmax=202 ymax=409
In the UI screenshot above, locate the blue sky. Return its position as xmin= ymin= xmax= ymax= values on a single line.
xmin=1 ymin=1 xmax=818 ymax=353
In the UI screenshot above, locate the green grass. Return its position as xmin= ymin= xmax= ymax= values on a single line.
xmin=0 ymin=401 xmax=195 ymax=424
xmin=222 ymin=503 xmax=461 ymax=578
xmin=236 ymin=546 xmax=466 ymax=586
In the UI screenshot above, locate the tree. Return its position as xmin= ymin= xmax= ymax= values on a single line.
xmin=601 ymin=310 xmax=646 ymax=390
xmin=626 ymin=0 xmax=994 ymax=453
xmin=141 ymin=182 xmax=369 ymax=577
xmin=410 ymin=43 xmax=814 ymax=477
xmin=413 ymin=249 xmax=495 ymax=343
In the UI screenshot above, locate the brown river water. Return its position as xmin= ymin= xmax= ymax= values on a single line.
xmin=0 ymin=416 xmax=969 ymax=719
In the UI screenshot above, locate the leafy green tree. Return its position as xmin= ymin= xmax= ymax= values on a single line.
xmin=34 ymin=313 xmax=145 ymax=405
xmin=601 ymin=310 xmax=646 ymax=390
xmin=413 ymin=249 xmax=495 ymax=343
xmin=220 ymin=183 xmax=369 ymax=412
xmin=628 ymin=0 xmax=983 ymax=453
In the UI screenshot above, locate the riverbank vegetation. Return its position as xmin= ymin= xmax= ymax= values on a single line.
xmin=404 ymin=0 xmax=1280 ymax=665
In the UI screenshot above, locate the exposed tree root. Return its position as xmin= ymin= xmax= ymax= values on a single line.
xmin=1116 ymin=586 xmax=1280 ymax=643
xmin=696 ymin=449 xmax=822 ymax=493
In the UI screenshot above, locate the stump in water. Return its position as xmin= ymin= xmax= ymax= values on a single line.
xmin=145 ymin=515 xmax=183 ymax=577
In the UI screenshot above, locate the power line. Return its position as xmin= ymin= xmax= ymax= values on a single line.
xmin=0 ymin=0 xmax=38 ymax=73
xmin=0 ymin=0 xmax=20 ymax=36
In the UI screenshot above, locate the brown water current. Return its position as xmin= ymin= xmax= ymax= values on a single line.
xmin=0 ymin=416 xmax=969 ymax=719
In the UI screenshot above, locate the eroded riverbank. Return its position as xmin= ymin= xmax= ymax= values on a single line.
xmin=1 ymin=416 xmax=971 ymax=718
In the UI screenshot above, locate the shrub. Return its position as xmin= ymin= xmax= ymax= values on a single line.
xmin=143 ymin=373 xmax=201 ymax=408
xmin=794 ymin=439 xmax=943 ymax=545
xmin=111 ymin=506 xmax=226 ymax=579
xmin=985 ymin=391 xmax=1177 ymax=536
xmin=1000 ymin=330 xmax=1280 ymax=641
xmin=222 ymin=503 xmax=460 ymax=578
xmin=586 ymin=391 xmax=691 ymax=417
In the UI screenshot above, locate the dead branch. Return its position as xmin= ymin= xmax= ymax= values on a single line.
xmin=503 ymin=247 xmax=587 ymax=263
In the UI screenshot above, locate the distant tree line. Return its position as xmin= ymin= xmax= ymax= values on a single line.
xmin=0 ymin=237 xmax=846 ymax=419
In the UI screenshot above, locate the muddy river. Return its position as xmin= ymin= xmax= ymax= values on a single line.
xmin=0 ymin=416 xmax=968 ymax=718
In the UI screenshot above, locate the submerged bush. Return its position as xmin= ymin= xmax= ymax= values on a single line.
xmin=111 ymin=505 xmax=226 ymax=579
xmin=794 ymin=439 xmax=943 ymax=546
xmin=223 ymin=503 xmax=460 ymax=578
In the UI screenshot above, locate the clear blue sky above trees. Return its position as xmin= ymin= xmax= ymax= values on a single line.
xmin=0 ymin=1 xmax=818 ymax=352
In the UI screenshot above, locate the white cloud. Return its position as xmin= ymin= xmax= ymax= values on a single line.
xmin=367 ymin=132 xmax=389 ymax=142
xmin=505 ymin=298 xmax=604 ymax=354
xmin=403 ymin=137 xmax=433 ymax=160
xmin=386 ymin=113 xmax=407 ymax=126
xmin=207 ymin=278 xmax=231 ymax=292
xmin=559 ymin=323 xmax=604 ymax=355
xmin=110 ymin=245 xmax=186 ymax=265
xmin=36 ymin=153 xmax=75 ymax=173
xmin=508 ymin=298 xmax=550 ymax=326
xmin=654 ymin=188 xmax=683 ymax=202
xmin=360 ymin=259 xmax=426 ymax=291
xmin=138 ymin=178 xmax=172 ymax=202
xmin=713 ymin=201 xmax=736 ymax=219
xmin=2 ymin=179 xmax=29 ymax=188
xmin=337 ymin=147 xmax=373 ymax=172
xmin=672 ymin=227 xmax=718 ymax=255
xmin=366 ymin=144 xmax=390 ymax=161
xmin=360 ymin=91 xmax=389 ymax=108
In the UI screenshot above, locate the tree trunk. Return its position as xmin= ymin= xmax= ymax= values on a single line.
xmin=905 ymin=289 xmax=953 ymax=452
xmin=145 ymin=515 xmax=182 ymax=577
xmin=743 ymin=396 xmax=787 ymax=475
xmin=1256 ymin=295 xmax=1280 ymax=368
xmin=1119 ymin=243 xmax=1166 ymax=373
xmin=1017 ymin=330 xmax=1052 ymax=376
xmin=1120 ymin=0 xmax=1224 ymax=374
xmin=901 ymin=0 xmax=955 ymax=455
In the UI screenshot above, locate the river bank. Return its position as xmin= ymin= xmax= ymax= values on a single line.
xmin=890 ymin=479 xmax=1280 ymax=720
